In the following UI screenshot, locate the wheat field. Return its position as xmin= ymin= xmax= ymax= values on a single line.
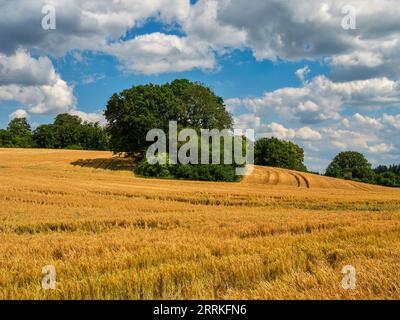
xmin=1 ymin=148 xmax=400 ymax=300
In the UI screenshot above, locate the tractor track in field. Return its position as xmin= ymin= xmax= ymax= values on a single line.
xmin=292 ymin=173 xmax=310 ymax=188
xmin=297 ymin=172 xmax=310 ymax=188
xmin=288 ymin=172 xmax=302 ymax=187
xmin=270 ymin=170 xmax=280 ymax=185
xmin=244 ymin=166 xmax=384 ymax=191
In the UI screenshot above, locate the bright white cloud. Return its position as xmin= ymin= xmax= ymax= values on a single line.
xmin=232 ymin=80 xmax=400 ymax=171
xmin=352 ymin=113 xmax=384 ymax=130
xmin=234 ymin=113 xmax=262 ymax=131
xmin=230 ymin=76 xmax=400 ymax=124
xmin=382 ymin=114 xmax=400 ymax=129
xmin=317 ymin=118 xmax=398 ymax=167
xmin=0 ymin=0 xmax=191 ymax=55
xmin=323 ymin=128 xmax=376 ymax=151
xmin=211 ymin=0 xmax=400 ymax=80
xmin=107 ymin=33 xmax=216 ymax=74
xmin=0 ymin=49 xmax=58 ymax=86
xmin=69 ymin=110 xmax=106 ymax=125
xmin=1 ymin=0 xmax=399 ymax=78
xmin=0 ymin=50 xmax=75 ymax=114
xmin=9 ymin=109 xmax=28 ymax=120
xmin=183 ymin=0 xmax=247 ymax=51
xmin=330 ymin=51 xmax=384 ymax=69
xmin=296 ymin=126 xmax=322 ymax=140
xmin=295 ymin=66 xmax=310 ymax=81
xmin=368 ymin=143 xmax=394 ymax=154
xmin=267 ymin=122 xmax=322 ymax=141
xmin=234 ymin=113 xmax=322 ymax=141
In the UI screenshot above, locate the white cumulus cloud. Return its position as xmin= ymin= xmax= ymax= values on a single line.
xmin=9 ymin=109 xmax=28 ymax=120
xmin=107 ymin=33 xmax=216 ymax=75
xmin=230 ymin=76 xmax=400 ymax=124
xmin=0 ymin=51 xmax=75 ymax=115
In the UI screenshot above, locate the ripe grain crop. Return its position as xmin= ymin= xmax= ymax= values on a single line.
xmin=1 ymin=148 xmax=400 ymax=299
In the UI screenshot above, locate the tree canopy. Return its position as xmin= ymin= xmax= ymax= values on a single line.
xmin=254 ymin=137 xmax=307 ymax=172
xmin=325 ymin=151 xmax=374 ymax=181
xmin=33 ymin=124 xmax=57 ymax=149
xmin=6 ymin=118 xmax=33 ymax=148
xmin=104 ymin=79 xmax=233 ymax=157
xmin=0 ymin=115 xmax=108 ymax=151
xmin=373 ymin=164 xmax=400 ymax=187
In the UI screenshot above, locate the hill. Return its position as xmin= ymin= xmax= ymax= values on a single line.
xmin=1 ymin=148 xmax=400 ymax=299
xmin=244 ymin=166 xmax=384 ymax=191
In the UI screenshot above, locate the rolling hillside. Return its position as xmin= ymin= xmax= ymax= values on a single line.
xmin=26 ymin=148 xmax=383 ymax=191
xmin=1 ymin=148 xmax=400 ymax=300
xmin=244 ymin=166 xmax=383 ymax=191
xmin=66 ymin=149 xmax=384 ymax=191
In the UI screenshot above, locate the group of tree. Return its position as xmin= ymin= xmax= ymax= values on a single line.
xmin=325 ymin=151 xmax=400 ymax=187
xmin=0 ymin=117 xmax=33 ymax=148
xmin=0 ymin=114 xmax=108 ymax=150
xmin=105 ymin=79 xmax=242 ymax=181
xmin=105 ymin=79 xmax=233 ymax=157
xmin=254 ymin=137 xmax=307 ymax=172
xmin=105 ymin=79 xmax=314 ymax=182
xmin=374 ymin=164 xmax=400 ymax=187
xmin=251 ymin=138 xmax=399 ymax=188
xmin=2 ymin=78 xmax=396 ymax=186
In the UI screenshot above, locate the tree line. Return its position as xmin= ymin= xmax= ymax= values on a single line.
xmin=0 ymin=79 xmax=398 ymax=187
xmin=105 ymin=79 xmax=239 ymax=181
xmin=0 ymin=114 xmax=108 ymax=150
xmin=325 ymin=151 xmax=400 ymax=187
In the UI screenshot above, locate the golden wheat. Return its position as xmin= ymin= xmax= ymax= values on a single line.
xmin=0 ymin=148 xmax=400 ymax=300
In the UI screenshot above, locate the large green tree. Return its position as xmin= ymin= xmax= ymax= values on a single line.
xmin=33 ymin=124 xmax=57 ymax=149
xmin=254 ymin=137 xmax=307 ymax=172
xmin=325 ymin=151 xmax=374 ymax=181
xmin=6 ymin=117 xmax=33 ymax=148
xmin=1 ymin=114 xmax=108 ymax=151
xmin=53 ymin=114 xmax=82 ymax=148
xmin=78 ymin=122 xmax=108 ymax=150
xmin=32 ymin=114 xmax=108 ymax=150
xmin=104 ymin=79 xmax=233 ymax=157
xmin=0 ymin=129 xmax=12 ymax=147
xmin=170 ymin=79 xmax=233 ymax=130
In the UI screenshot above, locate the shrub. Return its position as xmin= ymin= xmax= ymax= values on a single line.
xmin=134 ymin=160 xmax=239 ymax=182
xmin=134 ymin=160 xmax=172 ymax=179
xmin=170 ymin=164 xmax=238 ymax=182
xmin=65 ymin=144 xmax=84 ymax=150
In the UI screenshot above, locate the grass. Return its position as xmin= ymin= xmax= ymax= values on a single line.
xmin=0 ymin=148 xmax=400 ymax=299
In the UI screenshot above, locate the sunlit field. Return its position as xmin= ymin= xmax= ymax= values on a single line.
xmin=1 ymin=148 xmax=400 ymax=300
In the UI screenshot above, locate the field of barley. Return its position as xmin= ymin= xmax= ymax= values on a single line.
xmin=1 ymin=148 xmax=400 ymax=300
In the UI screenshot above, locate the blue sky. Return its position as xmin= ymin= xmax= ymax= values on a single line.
xmin=52 ymin=49 xmax=328 ymax=119
xmin=0 ymin=0 xmax=399 ymax=172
